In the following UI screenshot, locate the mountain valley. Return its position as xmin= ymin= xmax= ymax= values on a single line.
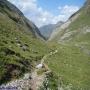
xmin=0 ymin=0 xmax=90 ymax=90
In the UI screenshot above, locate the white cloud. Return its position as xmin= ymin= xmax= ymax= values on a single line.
xmin=8 ymin=0 xmax=79 ymax=27
xmin=56 ymin=5 xmax=79 ymax=23
xmin=58 ymin=5 xmax=79 ymax=17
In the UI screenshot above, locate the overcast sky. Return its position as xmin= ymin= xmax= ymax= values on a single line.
xmin=8 ymin=0 xmax=85 ymax=27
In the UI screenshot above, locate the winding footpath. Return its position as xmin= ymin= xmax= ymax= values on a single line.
xmin=0 ymin=50 xmax=58 ymax=90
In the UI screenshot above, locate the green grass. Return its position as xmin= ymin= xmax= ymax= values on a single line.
xmin=45 ymin=43 xmax=90 ymax=90
xmin=46 ymin=5 xmax=90 ymax=89
xmin=0 ymin=1 xmax=90 ymax=89
xmin=51 ymin=5 xmax=90 ymax=44
xmin=68 ymin=11 xmax=90 ymax=31
xmin=39 ymin=72 xmax=59 ymax=90
xmin=0 ymin=6 xmax=50 ymax=84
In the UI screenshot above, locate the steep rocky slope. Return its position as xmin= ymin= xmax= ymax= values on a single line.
xmin=0 ymin=0 xmax=49 ymax=85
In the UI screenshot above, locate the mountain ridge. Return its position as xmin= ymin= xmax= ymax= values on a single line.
xmin=49 ymin=0 xmax=90 ymax=42
xmin=0 ymin=0 xmax=45 ymax=40
xmin=0 ymin=0 xmax=49 ymax=85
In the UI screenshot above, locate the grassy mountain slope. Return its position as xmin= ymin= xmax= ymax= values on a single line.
xmin=45 ymin=43 xmax=90 ymax=89
xmin=50 ymin=0 xmax=90 ymax=45
xmin=46 ymin=0 xmax=90 ymax=89
xmin=0 ymin=0 xmax=49 ymax=84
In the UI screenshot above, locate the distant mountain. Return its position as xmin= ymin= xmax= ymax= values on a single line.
xmin=39 ymin=21 xmax=63 ymax=39
xmin=39 ymin=24 xmax=55 ymax=39
xmin=0 ymin=0 xmax=48 ymax=84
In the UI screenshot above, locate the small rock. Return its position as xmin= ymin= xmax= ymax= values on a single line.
xmin=36 ymin=64 xmax=43 ymax=69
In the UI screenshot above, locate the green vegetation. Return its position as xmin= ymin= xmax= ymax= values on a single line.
xmin=39 ymin=72 xmax=59 ymax=90
xmin=51 ymin=3 xmax=90 ymax=45
xmin=69 ymin=11 xmax=90 ymax=31
xmin=0 ymin=1 xmax=50 ymax=84
xmin=45 ymin=2 xmax=90 ymax=90
xmin=37 ymin=68 xmax=47 ymax=75
xmin=45 ymin=43 xmax=90 ymax=90
xmin=66 ymin=6 xmax=90 ymax=45
xmin=0 ymin=1 xmax=90 ymax=90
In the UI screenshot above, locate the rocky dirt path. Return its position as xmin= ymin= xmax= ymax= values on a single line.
xmin=30 ymin=70 xmax=45 ymax=90
xmin=30 ymin=50 xmax=58 ymax=90
xmin=0 ymin=50 xmax=58 ymax=90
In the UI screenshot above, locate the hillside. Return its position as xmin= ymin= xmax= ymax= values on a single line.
xmin=0 ymin=0 xmax=90 ymax=90
xmin=0 ymin=0 xmax=49 ymax=85
xmin=49 ymin=0 xmax=90 ymax=44
xmin=45 ymin=0 xmax=90 ymax=89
